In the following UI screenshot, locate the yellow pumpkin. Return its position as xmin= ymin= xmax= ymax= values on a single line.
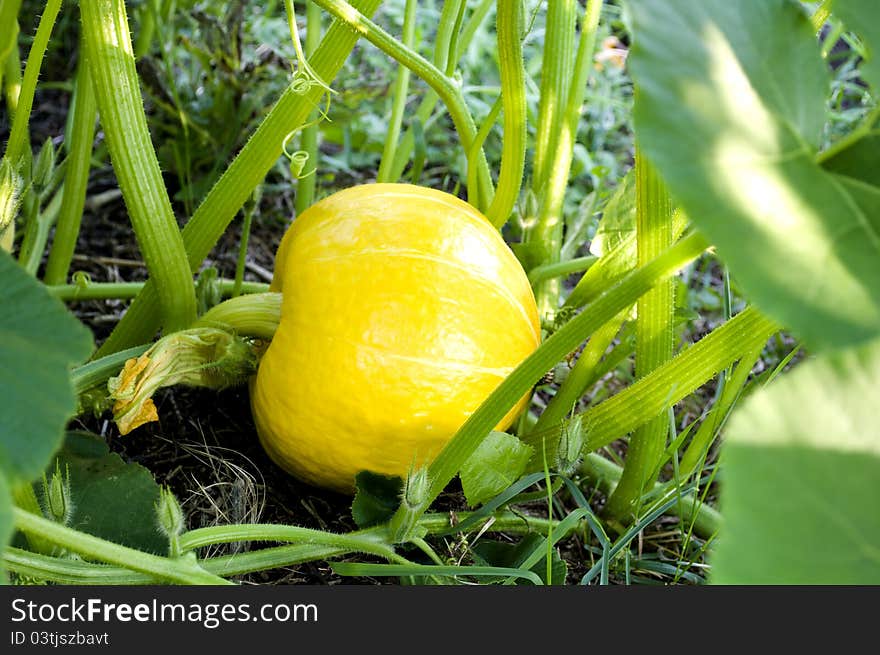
xmin=250 ymin=184 xmax=540 ymax=492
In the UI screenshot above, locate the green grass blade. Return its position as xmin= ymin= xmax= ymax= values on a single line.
xmin=332 ymin=562 xmax=544 ymax=585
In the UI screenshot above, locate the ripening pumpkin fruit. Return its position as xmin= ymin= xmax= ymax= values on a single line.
xmin=250 ymin=183 xmax=541 ymax=493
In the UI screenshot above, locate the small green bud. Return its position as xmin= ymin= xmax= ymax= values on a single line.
xmin=32 ymin=138 xmax=56 ymax=190
xmin=41 ymin=461 xmax=74 ymax=525
xmin=556 ymin=415 xmax=584 ymax=477
xmin=389 ymin=465 xmax=432 ymax=542
xmin=552 ymin=363 xmax=570 ymax=385
xmin=195 ymin=266 xmax=222 ymax=315
xmin=155 ymin=486 xmax=185 ymax=541
xmin=402 ymin=466 xmax=430 ymax=511
xmin=0 ymin=157 xmax=22 ymax=252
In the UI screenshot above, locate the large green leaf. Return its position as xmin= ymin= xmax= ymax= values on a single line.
xmin=711 ymin=338 xmax=880 ymax=584
xmin=831 ymin=0 xmax=880 ymax=92
xmin=49 ymin=432 xmax=168 ymax=554
xmin=626 ymin=0 xmax=880 ymax=350
xmin=0 ymin=251 xmax=93 ymax=481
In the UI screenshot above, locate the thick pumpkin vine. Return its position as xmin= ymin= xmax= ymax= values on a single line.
xmin=0 ymin=0 xmax=876 ymax=585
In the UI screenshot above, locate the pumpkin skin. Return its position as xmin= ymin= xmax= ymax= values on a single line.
xmin=250 ymin=183 xmax=541 ymax=492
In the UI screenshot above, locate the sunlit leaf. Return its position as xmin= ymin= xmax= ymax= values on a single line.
xmin=711 ymin=338 xmax=880 ymax=584
xmin=627 ymin=0 xmax=880 ymax=350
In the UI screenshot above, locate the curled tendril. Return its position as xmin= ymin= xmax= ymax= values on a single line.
xmin=289 ymin=71 xmax=333 ymax=125
xmin=282 ymin=133 xmax=316 ymax=180
xmin=72 ymin=270 xmax=92 ymax=289
xmin=284 ymin=0 xmax=336 ymax=98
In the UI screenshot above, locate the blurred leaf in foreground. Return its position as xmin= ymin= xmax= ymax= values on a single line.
xmin=627 ymin=0 xmax=880 ymax=351
xmin=711 ymin=338 xmax=880 ymax=584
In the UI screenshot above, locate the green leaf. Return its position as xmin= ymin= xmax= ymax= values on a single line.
xmin=459 ymin=431 xmax=533 ymax=506
xmin=567 ymin=207 xmax=687 ymax=311
xmin=821 ymin=133 xmax=880 ymax=187
xmin=48 ymin=431 xmax=168 ymax=554
xmin=351 ymin=471 xmax=403 ymax=529
xmin=831 ymin=0 xmax=880 ymax=92
xmin=472 ymin=533 xmax=568 ymax=585
xmin=590 ymin=169 xmax=636 ymax=258
xmin=627 ymin=0 xmax=880 ymax=350
xmin=0 ymin=251 xmax=93 ymax=482
xmin=711 ymin=338 xmax=880 ymax=584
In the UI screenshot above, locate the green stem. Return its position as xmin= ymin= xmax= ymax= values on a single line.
xmin=579 ymin=454 xmax=721 ymax=538
xmin=455 ymin=0 xmax=494 ymax=62
xmin=11 ymin=482 xmax=56 ymax=555
xmin=532 ymin=311 xmax=624 ymax=433
xmin=2 ymin=36 xmax=23 ymax=124
xmin=579 ymin=307 xmax=778 ymax=457
xmin=80 ymin=0 xmax=197 ymax=333
xmin=44 ymin=51 xmax=98 ymax=284
xmin=677 ymin=338 xmax=765 ymax=477
xmin=564 ymin=209 xmax=690 ymax=310
xmin=294 ymin=0 xmax=322 ymax=213
xmin=485 ymin=0 xmax=526 ymax=227
xmin=604 ymin=149 xmax=675 ymax=522
xmin=5 ymin=510 xmax=559 ymax=584
xmin=232 ymin=194 xmax=258 ymax=298
xmin=4 ymin=546 xmax=158 ymax=585
xmin=13 ymin=508 xmax=232 ymax=585
xmin=527 ymin=255 xmax=597 ymax=287
xmin=72 ymin=344 xmax=151 ymax=396
xmin=386 ymin=0 xmax=477 ymax=183
xmin=0 ymin=0 xmax=23 ymax=96
xmin=47 ymin=279 xmax=269 ymax=302
xmin=94 ymin=0 xmax=384 ymax=358
xmin=193 ymin=510 xmax=558 ymax=578
xmin=4 ymin=0 xmax=59 ymax=166
xmin=377 ymin=0 xmax=417 ymax=183
xmin=467 ymin=94 xmax=502 ymax=203
xmin=309 ymin=0 xmax=492 ymax=209
xmin=530 ymin=0 xmax=603 ymax=318
xmin=179 ymin=523 xmax=405 ymax=563
xmin=532 ymin=0 xmax=577 ymax=195
xmin=132 ymin=0 xmax=156 ymax=59
xmin=388 ymin=231 xmax=710 ymax=540
xmin=193 ymin=292 xmax=282 ymax=340
xmin=21 ymin=182 xmax=63 ymax=274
